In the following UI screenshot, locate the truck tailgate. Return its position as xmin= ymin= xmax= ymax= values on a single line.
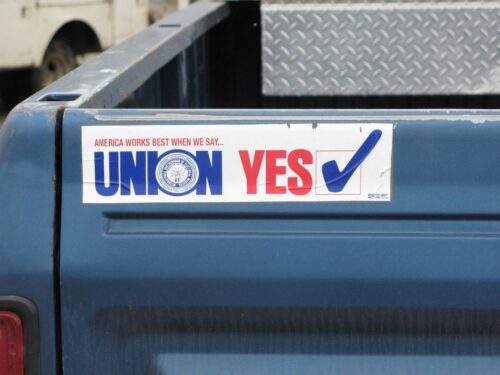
xmin=60 ymin=108 xmax=500 ymax=374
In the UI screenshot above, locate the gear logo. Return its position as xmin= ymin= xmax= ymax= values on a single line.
xmin=155 ymin=150 xmax=199 ymax=196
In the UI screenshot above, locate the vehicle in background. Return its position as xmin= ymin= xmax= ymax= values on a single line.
xmin=0 ymin=0 xmax=183 ymax=108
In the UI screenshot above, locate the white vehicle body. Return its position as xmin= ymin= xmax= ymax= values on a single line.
xmin=0 ymin=0 xmax=151 ymax=70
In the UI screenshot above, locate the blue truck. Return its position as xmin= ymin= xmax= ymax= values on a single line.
xmin=2 ymin=0 xmax=500 ymax=374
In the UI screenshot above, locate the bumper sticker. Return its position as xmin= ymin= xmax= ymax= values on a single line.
xmin=82 ymin=123 xmax=393 ymax=203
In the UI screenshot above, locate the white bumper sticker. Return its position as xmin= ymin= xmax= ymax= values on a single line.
xmin=82 ymin=123 xmax=393 ymax=203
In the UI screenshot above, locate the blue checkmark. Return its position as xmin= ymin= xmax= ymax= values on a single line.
xmin=322 ymin=129 xmax=382 ymax=193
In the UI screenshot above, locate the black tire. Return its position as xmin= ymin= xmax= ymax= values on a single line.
xmin=39 ymin=39 xmax=77 ymax=88
xmin=0 ymin=39 xmax=76 ymax=110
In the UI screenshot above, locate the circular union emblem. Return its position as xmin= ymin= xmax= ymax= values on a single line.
xmin=155 ymin=150 xmax=199 ymax=196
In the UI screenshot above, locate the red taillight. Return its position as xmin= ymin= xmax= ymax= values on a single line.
xmin=0 ymin=312 xmax=24 ymax=375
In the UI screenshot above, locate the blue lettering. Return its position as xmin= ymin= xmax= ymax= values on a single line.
xmin=94 ymin=152 xmax=119 ymax=196
xmin=196 ymin=151 xmax=222 ymax=195
xmin=94 ymin=150 xmax=222 ymax=197
xmin=120 ymin=151 xmax=146 ymax=195
xmin=147 ymin=151 xmax=160 ymax=195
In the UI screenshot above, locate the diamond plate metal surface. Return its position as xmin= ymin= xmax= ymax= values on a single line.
xmin=262 ymin=1 xmax=500 ymax=95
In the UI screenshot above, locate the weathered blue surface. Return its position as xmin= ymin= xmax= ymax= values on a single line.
xmin=0 ymin=108 xmax=58 ymax=374
xmin=60 ymin=108 xmax=500 ymax=374
xmin=152 ymin=353 xmax=500 ymax=375
xmin=0 ymin=3 xmax=228 ymax=373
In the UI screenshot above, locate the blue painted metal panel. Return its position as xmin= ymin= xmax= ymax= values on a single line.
xmin=0 ymin=3 xmax=228 ymax=373
xmin=152 ymin=353 xmax=500 ymax=375
xmin=0 ymin=108 xmax=58 ymax=374
xmin=60 ymin=108 xmax=500 ymax=374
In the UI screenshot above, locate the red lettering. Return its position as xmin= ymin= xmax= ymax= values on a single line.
xmin=239 ymin=150 xmax=265 ymax=194
xmin=94 ymin=138 xmax=123 ymax=147
xmin=240 ymin=149 xmax=314 ymax=196
xmin=287 ymin=149 xmax=313 ymax=195
xmin=266 ymin=150 xmax=287 ymax=194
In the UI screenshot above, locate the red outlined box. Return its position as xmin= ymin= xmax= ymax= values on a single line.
xmin=315 ymin=150 xmax=362 ymax=196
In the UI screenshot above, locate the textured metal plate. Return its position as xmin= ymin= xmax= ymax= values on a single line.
xmin=262 ymin=1 xmax=500 ymax=95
